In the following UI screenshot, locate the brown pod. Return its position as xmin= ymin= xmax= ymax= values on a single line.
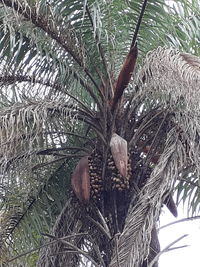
xmin=164 ymin=193 xmax=178 ymax=218
xmin=71 ymin=156 xmax=90 ymax=203
xmin=110 ymin=133 xmax=128 ymax=177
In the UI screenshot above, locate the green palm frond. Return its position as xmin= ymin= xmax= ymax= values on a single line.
xmin=0 ymin=98 xmax=96 ymax=265
xmin=1 ymin=159 xmax=74 ymax=266
xmin=0 ymin=0 xmax=104 ymax=111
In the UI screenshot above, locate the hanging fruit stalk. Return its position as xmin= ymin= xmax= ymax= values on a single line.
xmin=71 ymin=156 xmax=90 ymax=203
xmin=110 ymin=133 xmax=128 ymax=178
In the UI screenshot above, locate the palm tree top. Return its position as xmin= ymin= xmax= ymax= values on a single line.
xmin=0 ymin=1 xmax=200 ymax=266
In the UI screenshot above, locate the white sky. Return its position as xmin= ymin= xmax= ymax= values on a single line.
xmin=159 ymin=206 xmax=200 ymax=267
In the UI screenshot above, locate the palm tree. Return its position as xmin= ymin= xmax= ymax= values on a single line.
xmin=0 ymin=0 xmax=200 ymax=266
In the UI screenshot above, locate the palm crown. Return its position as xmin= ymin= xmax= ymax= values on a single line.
xmin=0 ymin=0 xmax=200 ymax=266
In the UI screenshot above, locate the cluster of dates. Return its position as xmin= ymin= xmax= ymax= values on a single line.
xmin=71 ymin=133 xmax=131 ymax=202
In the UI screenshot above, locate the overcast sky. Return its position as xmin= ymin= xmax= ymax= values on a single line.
xmin=159 ymin=206 xmax=200 ymax=267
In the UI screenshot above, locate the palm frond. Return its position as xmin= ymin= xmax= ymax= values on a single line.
xmin=1 ymin=0 xmax=84 ymax=66
xmin=105 ymin=47 xmax=200 ymax=266
xmin=0 ymin=99 xmax=79 ymax=169
xmin=0 ymin=97 xmax=97 ymax=259
xmin=0 ymin=0 xmax=104 ymax=110
xmin=134 ymin=46 xmax=200 ymax=212
xmin=0 ymin=159 xmax=74 ymax=266
xmin=37 ymin=197 xmax=111 ymax=267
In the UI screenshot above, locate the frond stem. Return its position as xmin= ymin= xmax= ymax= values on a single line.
xmin=86 ymin=215 xmax=111 ymax=240
xmin=86 ymin=5 xmax=114 ymax=100
xmin=143 ymin=111 xmax=168 ymax=166
xmin=73 ymin=71 xmax=104 ymax=113
xmin=32 ymin=154 xmax=87 ymax=170
xmin=37 ymin=146 xmax=91 ymax=155
xmin=129 ymin=109 xmax=165 ymax=147
xmin=131 ymin=0 xmax=148 ymax=48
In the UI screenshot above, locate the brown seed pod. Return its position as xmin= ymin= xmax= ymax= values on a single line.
xmin=163 ymin=193 xmax=178 ymax=217
xmin=110 ymin=133 xmax=128 ymax=177
xmin=71 ymin=156 xmax=90 ymax=203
